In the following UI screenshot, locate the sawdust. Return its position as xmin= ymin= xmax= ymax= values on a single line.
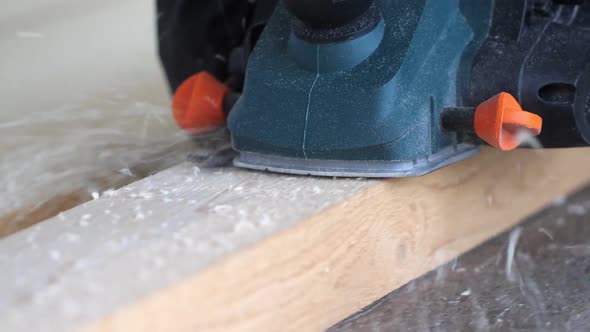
xmin=506 ymin=226 xmax=523 ymax=283
xmin=0 ymin=95 xmax=198 ymax=239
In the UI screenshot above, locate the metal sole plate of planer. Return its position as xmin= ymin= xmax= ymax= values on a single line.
xmin=234 ymin=144 xmax=479 ymax=178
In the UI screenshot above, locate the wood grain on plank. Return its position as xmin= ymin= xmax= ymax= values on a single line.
xmin=0 ymin=158 xmax=370 ymax=332
xmin=1 ymin=148 xmax=588 ymax=332
xmin=84 ymin=148 xmax=590 ymax=332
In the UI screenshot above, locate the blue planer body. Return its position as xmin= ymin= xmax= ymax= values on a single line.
xmin=160 ymin=0 xmax=590 ymax=177
xmin=228 ymin=0 xmax=491 ymax=176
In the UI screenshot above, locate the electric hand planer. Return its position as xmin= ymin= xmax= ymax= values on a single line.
xmin=162 ymin=0 xmax=590 ymax=177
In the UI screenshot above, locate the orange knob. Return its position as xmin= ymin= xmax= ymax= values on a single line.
xmin=474 ymin=92 xmax=543 ymax=151
xmin=172 ymin=71 xmax=229 ymax=132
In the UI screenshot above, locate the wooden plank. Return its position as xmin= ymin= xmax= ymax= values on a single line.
xmin=0 ymin=148 xmax=589 ymax=332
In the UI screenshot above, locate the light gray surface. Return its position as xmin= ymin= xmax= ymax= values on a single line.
xmin=0 ymin=0 xmax=180 ymax=216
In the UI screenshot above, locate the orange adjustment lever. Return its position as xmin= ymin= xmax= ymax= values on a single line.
xmin=474 ymin=92 xmax=543 ymax=151
xmin=172 ymin=71 xmax=229 ymax=133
